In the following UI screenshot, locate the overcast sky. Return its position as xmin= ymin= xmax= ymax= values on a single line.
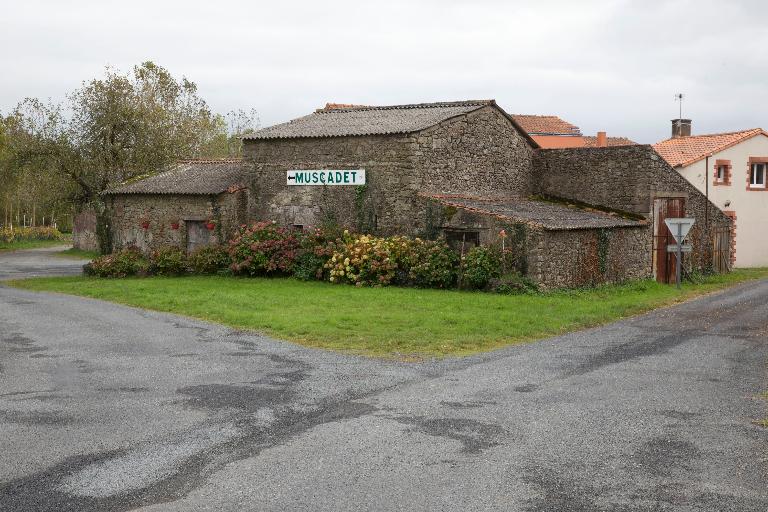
xmin=2 ymin=0 xmax=767 ymax=143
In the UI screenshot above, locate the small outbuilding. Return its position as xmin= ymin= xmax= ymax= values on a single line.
xmin=104 ymin=159 xmax=248 ymax=253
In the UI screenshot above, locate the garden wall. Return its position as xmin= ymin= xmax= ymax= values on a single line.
xmin=73 ymin=210 xmax=98 ymax=251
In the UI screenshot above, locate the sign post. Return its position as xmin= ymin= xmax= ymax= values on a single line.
xmin=664 ymin=217 xmax=695 ymax=289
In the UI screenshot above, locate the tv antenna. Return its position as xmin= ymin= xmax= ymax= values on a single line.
xmin=674 ymin=93 xmax=684 ymax=118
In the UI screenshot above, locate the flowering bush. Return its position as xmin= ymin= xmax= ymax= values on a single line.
xmin=292 ymin=228 xmax=341 ymax=281
xmin=325 ymin=233 xmax=402 ymax=286
xmin=460 ymin=246 xmax=502 ymax=289
xmin=323 ymin=234 xmax=460 ymax=288
xmin=228 ymin=222 xmax=301 ymax=276
xmin=148 ymin=246 xmax=187 ymax=276
xmin=83 ymin=246 xmax=148 ymax=278
xmin=1 ymin=226 xmax=63 ymax=243
xmin=188 ymin=245 xmax=231 ymax=275
xmin=404 ymin=239 xmax=459 ymax=288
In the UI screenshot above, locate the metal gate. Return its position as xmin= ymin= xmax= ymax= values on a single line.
xmin=711 ymin=225 xmax=732 ymax=273
xmin=652 ymin=197 xmax=685 ymax=284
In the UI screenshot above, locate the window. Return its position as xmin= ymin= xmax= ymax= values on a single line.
xmin=714 ymin=159 xmax=731 ymax=186
xmin=750 ymin=163 xmax=766 ymax=188
xmin=445 ymin=230 xmax=480 ymax=254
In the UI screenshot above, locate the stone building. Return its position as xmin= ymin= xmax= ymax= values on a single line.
xmin=104 ymin=159 xmax=247 ymax=253
xmin=107 ymin=100 xmax=731 ymax=288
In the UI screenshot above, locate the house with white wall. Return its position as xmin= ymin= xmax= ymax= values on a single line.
xmin=654 ymin=119 xmax=768 ymax=267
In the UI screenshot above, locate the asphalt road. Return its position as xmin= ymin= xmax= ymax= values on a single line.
xmin=0 ymin=249 xmax=766 ymax=511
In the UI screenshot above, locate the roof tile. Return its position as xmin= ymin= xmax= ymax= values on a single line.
xmin=653 ymin=129 xmax=767 ymax=167
xmin=105 ymin=159 xmax=245 ymax=195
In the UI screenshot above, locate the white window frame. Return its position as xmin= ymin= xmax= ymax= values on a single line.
xmin=750 ymin=163 xmax=766 ymax=188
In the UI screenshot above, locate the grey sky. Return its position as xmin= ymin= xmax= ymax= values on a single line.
xmin=2 ymin=0 xmax=766 ymax=143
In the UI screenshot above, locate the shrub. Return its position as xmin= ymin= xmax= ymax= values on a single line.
xmin=292 ymin=228 xmax=342 ymax=281
xmin=83 ymin=246 xmax=148 ymax=278
xmin=188 ymin=245 xmax=231 ymax=275
xmin=1 ymin=226 xmax=63 ymax=243
xmin=228 ymin=222 xmax=301 ymax=276
xmin=325 ymin=233 xmax=404 ymax=286
xmin=148 ymin=246 xmax=187 ymax=276
xmin=460 ymin=246 xmax=502 ymax=290
xmin=401 ymin=238 xmax=459 ymax=288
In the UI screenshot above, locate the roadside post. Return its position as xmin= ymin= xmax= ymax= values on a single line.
xmin=664 ymin=217 xmax=695 ymax=289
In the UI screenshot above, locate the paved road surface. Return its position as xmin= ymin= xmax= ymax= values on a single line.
xmin=0 ymin=248 xmax=766 ymax=511
xmin=0 ymin=246 xmax=88 ymax=281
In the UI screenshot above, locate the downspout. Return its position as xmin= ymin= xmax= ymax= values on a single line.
xmin=705 ymin=155 xmax=709 ymax=229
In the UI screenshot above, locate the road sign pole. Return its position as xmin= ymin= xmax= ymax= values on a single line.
xmin=676 ymin=223 xmax=682 ymax=289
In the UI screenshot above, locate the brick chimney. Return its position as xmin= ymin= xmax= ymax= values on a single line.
xmin=596 ymin=131 xmax=607 ymax=147
xmin=671 ymin=119 xmax=692 ymax=138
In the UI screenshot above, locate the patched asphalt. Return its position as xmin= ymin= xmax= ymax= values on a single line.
xmin=0 ymin=249 xmax=767 ymax=511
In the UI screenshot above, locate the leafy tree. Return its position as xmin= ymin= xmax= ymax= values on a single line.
xmin=8 ymin=61 xmax=240 ymax=252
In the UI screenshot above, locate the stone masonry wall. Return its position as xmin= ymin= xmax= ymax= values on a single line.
xmin=73 ymin=210 xmax=98 ymax=251
xmin=424 ymin=199 xmax=651 ymax=289
xmin=242 ymin=105 xmax=536 ymax=236
xmin=527 ymin=226 xmax=651 ymax=289
xmin=414 ymin=105 xmax=535 ymax=198
xmin=534 ymin=145 xmax=731 ymax=271
xmin=107 ymin=191 xmax=246 ymax=252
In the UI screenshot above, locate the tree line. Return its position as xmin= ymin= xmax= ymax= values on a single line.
xmin=0 ymin=61 xmax=258 ymax=244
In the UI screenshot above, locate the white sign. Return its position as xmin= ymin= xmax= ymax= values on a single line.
xmin=664 ymin=217 xmax=695 ymax=244
xmin=287 ymin=169 xmax=365 ymax=186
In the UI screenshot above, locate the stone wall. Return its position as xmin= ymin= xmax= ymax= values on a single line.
xmin=423 ymin=199 xmax=651 ymax=289
xmin=414 ymin=106 xmax=535 ymax=198
xmin=107 ymin=191 xmax=246 ymax=252
xmin=534 ymin=145 xmax=731 ymax=271
xmin=242 ymin=105 xmax=535 ymax=236
xmin=73 ymin=210 xmax=98 ymax=251
xmin=527 ymin=226 xmax=651 ymax=289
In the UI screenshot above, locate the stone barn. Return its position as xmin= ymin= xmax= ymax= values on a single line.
xmin=108 ymin=100 xmax=731 ymax=288
xmin=104 ymin=159 xmax=247 ymax=253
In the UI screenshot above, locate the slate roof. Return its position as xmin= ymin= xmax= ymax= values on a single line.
xmin=510 ymin=114 xmax=582 ymax=136
xmin=424 ymin=195 xmax=644 ymax=231
xmin=244 ymin=100 xmax=536 ymax=144
xmin=105 ymin=159 xmax=246 ymax=195
xmin=583 ymin=135 xmax=637 ymax=147
xmin=653 ymin=128 xmax=768 ymax=167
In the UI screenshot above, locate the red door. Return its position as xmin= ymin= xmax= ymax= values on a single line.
xmin=653 ymin=197 xmax=686 ymax=284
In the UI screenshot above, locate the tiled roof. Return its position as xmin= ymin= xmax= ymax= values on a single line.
xmin=510 ymin=114 xmax=582 ymax=136
xmin=424 ymin=195 xmax=644 ymax=231
xmin=653 ymin=128 xmax=767 ymax=167
xmin=244 ymin=100 xmax=494 ymax=140
xmin=583 ymin=135 xmax=637 ymax=147
xmin=105 ymin=159 xmax=246 ymax=195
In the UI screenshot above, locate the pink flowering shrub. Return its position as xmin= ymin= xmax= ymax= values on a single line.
xmin=228 ymin=222 xmax=301 ymax=276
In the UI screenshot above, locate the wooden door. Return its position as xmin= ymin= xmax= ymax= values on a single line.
xmin=186 ymin=221 xmax=211 ymax=253
xmin=653 ymin=197 xmax=685 ymax=283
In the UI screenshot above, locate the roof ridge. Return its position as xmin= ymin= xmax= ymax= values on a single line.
xmin=656 ymin=128 xmax=763 ymax=143
xmin=176 ymin=158 xmax=243 ymax=164
xmin=315 ymin=100 xmax=494 ymax=114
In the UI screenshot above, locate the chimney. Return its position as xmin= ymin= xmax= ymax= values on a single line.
xmin=671 ymin=119 xmax=692 ymax=138
xmin=596 ymin=131 xmax=607 ymax=147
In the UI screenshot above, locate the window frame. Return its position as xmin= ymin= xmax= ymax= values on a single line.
xmin=713 ymin=159 xmax=731 ymax=186
xmin=747 ymin=157 xmax=768 ymax=190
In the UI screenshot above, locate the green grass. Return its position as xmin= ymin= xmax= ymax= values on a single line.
xmin=9 ymin=269 xmax=768 ymax=357
xmin=0 ymin=239 xmax=71 ymax=252
xmin=53 ymin=247 xmax=99 ymax=260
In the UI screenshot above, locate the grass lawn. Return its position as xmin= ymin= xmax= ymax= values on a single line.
xmin=0 ymin=239 xmax=71 ymax=252
xmin=53 ymin=247 xmax=99 ymax=260
xmin=10 ymin=269 xmax=768 ymax=357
